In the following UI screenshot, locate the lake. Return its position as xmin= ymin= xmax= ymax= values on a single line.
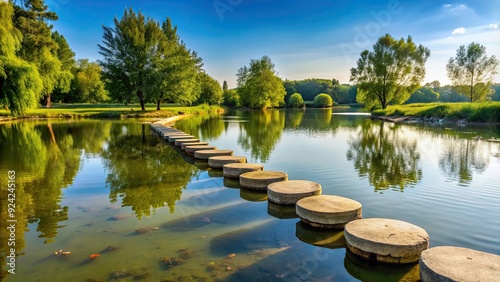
xmin=1 ymin=108 xmax=499 ymax=281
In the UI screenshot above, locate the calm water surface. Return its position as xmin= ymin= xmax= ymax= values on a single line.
xmin=0 ymin=109 xmax=499 ymax=282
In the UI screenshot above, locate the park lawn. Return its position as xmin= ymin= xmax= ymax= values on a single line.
xmin=372 ymin=102 xmax=500 ymax=123
xmin=0 ymin=103 xmax=224 ymax=119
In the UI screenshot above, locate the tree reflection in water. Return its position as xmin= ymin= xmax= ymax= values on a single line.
xmin=102 ymin=123 xmax=200 ymax=218
xmin=346 ymin=121 xmax=422 ymax=191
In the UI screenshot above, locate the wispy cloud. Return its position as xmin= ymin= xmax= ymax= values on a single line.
xmin=490 ymin=23 xmax=498 ymax=29
xmin=443 ymin=3 xmax=468 ymax=13
xmin=451 ymin=27 xmax=465 ymax=35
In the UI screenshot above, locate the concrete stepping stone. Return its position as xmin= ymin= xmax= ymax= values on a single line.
xmin=168 ymin=135 xmax=195 ymax=143
xmin=185 ymin=145 xmax=217 ymax=155
xmin=267 ymin=201 xmax=298 ymax=219
xmin=208 ymin=156 xmax=246 ymax=169
xmin=194 ymin=149 xmax=234 ymax=160
xmin=174 ymin=138 xmax=200 ymax=146
xmin=295 ymin=221 xmax=346 ymax=249
xmin=344 ymin=218 xmax=429 ymax=264
xmin=419 ymin=246 xmax=500 ymax=282
xmin=223 ymin=163 xmax=264 ymax=178
xmin=181 ymin=142 xmax=209 ymax=150
xmin=267 ymin=180 xmax=322 ymax=205
xmin=240 ymin=188 xmax=268 ymax=202
xmin=239 ymin=171 xmax=288 ymax=190
xmin=160 ymin=131 xmax=184 ymax=139
xmin=296 ymin=195 xmax=361 ymax=229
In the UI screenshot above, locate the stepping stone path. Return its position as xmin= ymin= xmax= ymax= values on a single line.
xmin=296 ymin=195 xmax=361 ymax=229
xmin=194 ymin=150 xmax=234 ymax=160
xmin=344 ymin=218 xmax=429 ymax=264
xmin=174 ymin=138 xmax=200 ymax=146
xmin=267 ymin=180 xmax=322 ymax=205
xmin=419 ymin=246 xmax=500 ymax=282
xmin=169 ymin=135 xmax=195 ymax=143
xmin=181 ymin=142 xmax=209 ymax=150
xmin=185 ymin=145 xmax=217 ymax=155
xmin=223 ymin=163 xmax=264 ymax=178
xmin=239 ymin=171 xmax=288 ymax=190
xmin=208 ymin=156 xmax=246 ymax=169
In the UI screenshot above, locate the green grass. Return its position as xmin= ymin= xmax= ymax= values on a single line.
xmin=372 ymin=102 xmax=500 ymax=123
xmin=0 ymin=103 xmax=225 ymax=119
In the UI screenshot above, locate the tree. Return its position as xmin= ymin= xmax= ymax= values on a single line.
xmin=406 ymin=87 xmax=439 ymax=103
xmin=70 ymin=59 xmax=109 ymax=103
xmin=0 ymin=1 xmax=43 ymax=116
xmin=313 ymin=93 xmax=333 ymax=107
xmin=288 ymin=93 xmax=304 ymax=108
xmin=50 ymin=31 xmax=75 ymax=102
xmin=222 ymin=80 xmax=228 ymax=92
xmin=13 ymin=0 xmax=70 ymax=107
xmin=98 ymin=8 xmax=164 ymax=110
xmin=350 ymin=34 xmax=430 ymax=109
xmin=237 ymin=56 xmax=286 ymax=108
xmin=223 ymin=89 xmax=240 ymax=107
xmin=446 ymin=42 xmax=499 ymax=102
xmin=198 ymin=72 xmax=223 ymax=105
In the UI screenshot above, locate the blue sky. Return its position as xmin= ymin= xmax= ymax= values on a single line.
xmin=47 ymin=0 xmax=500 ymax=88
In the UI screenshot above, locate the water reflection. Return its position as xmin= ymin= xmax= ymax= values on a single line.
xmin=346 ymin=121 xmax=423 ymax=191
xmin=101 ymin=123 xmax=200 ymax=217
xmin=174 ymin=112 xmax=225 ymax=140
xmin=237 ymin=110 xmax=285 ymax=162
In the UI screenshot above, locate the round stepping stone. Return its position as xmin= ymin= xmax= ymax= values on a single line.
xmin=208 ymin=156 xmax=246 ymax=169
xmin=194 ymin=150 xmax=234 ymax=160
xmin=267 ymin=201 xmax=298 ymax=219
xmin=344 ymin=218 xmax=429 ymax=264
xmin=296 ymin=195 xmax=362 ymax=229
xmin=185 ymin=145 xmax=217 ymax=155
xmin=174 ymin=138 xmax=200 ymax=146
xmin=419 ymin=246 xmax=500 ymax=282
xmin=295 ymin=221 xmax=346 ymax=249
xmin=223 ymin=163 xmax=264 ymax=178
xmin=268 ymin=180 xmax=322 ymax=205
xmin=169 ymin=135 xmax=195 ymax=143
xmin=181 ymin=142 xmax=208 ymax=150
xmin=240 ymin=188 xmax=267 ymax=202
xmin=161 ymin=131 xmax=184 ymax=139
xmin=239 ymin=171 xmax=288 ymax=190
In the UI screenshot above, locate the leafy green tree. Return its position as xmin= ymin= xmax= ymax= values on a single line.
xmin=0 ymin=2 xmax=43 ymax=116
xmin=437 ymin=85 xmax=469 ymax=102
xmin=70 ymin=59 xmax=109 ymax=103
xmin=223 ymin=89 xmax=240 ymax=107
xmin=350 ymin=34 xmax=430 ymax=109
xmin=313 ymin=93 xmax=333 ymax=107
xmin=406 ymin=87 xmax=439 ymax=103
xmin=99 ymin=8 xmax=164 ymax=110
xmin=223 ymin=80 xmax=228 ymax=92
xmin=447 ymin=42 xmax=499 ymax=102
xmin=237 ymin=56 xmax=286 ymax=108
xmin=288 ymin=93 xmax=304 ymax=108
xmin=198 ymin=71 xmax=223 ymax=105
xmin=50 ymin=31 xmax=75 ymax=102
xmin=13 ymin=0 xmax=71 ymax=107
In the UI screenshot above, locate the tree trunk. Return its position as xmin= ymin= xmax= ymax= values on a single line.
xmin=46 ymin=95 xmax=52 ymax=108
xmin=137 ymin=90 xmax=146 ymax=111
xmin=156 ymin=99 xmax=161 ymax=110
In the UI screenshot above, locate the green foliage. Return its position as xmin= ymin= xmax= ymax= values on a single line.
xmin=237 ymin=56 xmax=286 ymax=108
xmin=350 ymin=34 xmax=430 ymax=109
xmin=68 ymin=59 xmax=109 ymax=103
xmin=406 ymin=87 xmax=439 ymax=103
xmin=313 ymin=93 xmax=333 ymax=107
xmin=447 ymin=42 xmax=499 ymax=102
xmin=223 ymin=89 xmax=240 ymax=107
xmin=198 ymin=71 xmax=223 ymax=105
xmin=284 ymin=78 xmax=357 ymax=104
xmin=288 ymin=93 xmax=304 ymax=107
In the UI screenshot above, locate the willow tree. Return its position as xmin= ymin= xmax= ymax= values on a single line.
xmin=350 ymin=34 xmax=430 ymax=109
xmin=0 ymin=1 xmax=42 ymax=116
xmin=237 ymin=56 xmax=286 ymax=108
xmin=98 ymin=8 xmax=164 ymax=110
xmin=446 ymin=42 xmax=499 ymax=102
xmin=13 ymin=0 xmax=71 ymax=107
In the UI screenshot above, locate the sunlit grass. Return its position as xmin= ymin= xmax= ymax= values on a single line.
xmin=0 ymin=103 xmax=224 ymax=119
xmin=372 ymin=102 xmax=500 ymax=123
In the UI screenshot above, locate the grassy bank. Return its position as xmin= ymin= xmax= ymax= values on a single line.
xmin=372 ymin=102 xmax=500 ymax=123
xmin=0 ymin=103 xmax=224 ymax=120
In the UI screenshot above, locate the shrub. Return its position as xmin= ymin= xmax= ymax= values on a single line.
xmin=288 ymin=93 xmax=304 ymax=108
xmin=313 ymin=93 xmax=333 ymax=107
